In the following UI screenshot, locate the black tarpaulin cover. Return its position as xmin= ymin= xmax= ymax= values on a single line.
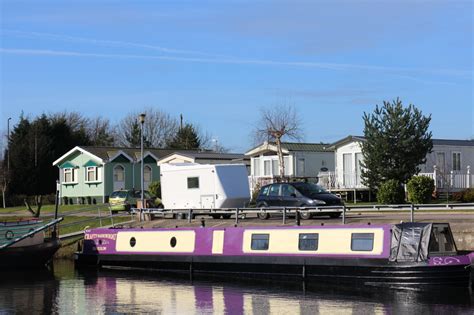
xmin=389 ymin=223 xmax=432 ymax=262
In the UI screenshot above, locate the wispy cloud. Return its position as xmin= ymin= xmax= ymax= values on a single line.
xmin=2 ymin=29 xmax=228 ymax=58
xmin=0 ymin=47 xmax=469 ymax=79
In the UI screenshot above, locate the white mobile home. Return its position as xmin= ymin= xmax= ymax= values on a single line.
xmin=326 ymin=136 xmax=474 ymax=192
xmin=160 ymin=163 xmax=250 ymax=209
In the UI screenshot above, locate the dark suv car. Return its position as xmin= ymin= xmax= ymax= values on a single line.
xmin=255 ymin=182 xmax=343 ymax=220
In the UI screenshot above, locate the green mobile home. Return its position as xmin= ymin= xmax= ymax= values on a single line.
xmin=53 ymin=146 xmax=179 ymax=204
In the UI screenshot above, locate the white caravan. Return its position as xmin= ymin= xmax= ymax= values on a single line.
xmin=160 ymin=163 xmax=250 ymax=209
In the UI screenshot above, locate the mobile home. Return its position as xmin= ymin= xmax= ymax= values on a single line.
xmin=160 ymin=163 xmax=250 ymax=209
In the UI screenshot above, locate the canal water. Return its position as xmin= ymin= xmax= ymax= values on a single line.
xmin=0 ymin=260 xmax=473 ymax=314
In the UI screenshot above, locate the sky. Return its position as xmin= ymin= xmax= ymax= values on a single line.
xmin=0 ymin=0 xmax=472 ymax=153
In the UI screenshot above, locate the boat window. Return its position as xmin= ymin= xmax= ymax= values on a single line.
xmin=187 ymin=177 xmax=199 ymax=189
xmin=170 ymin=237 xmax=177 ymax=248
xmin=351 ymin=233 xmax=374 ymax=251
xmin=251 ymin=234 xmax=269 ymax=250
xmin=299 ymin=233 xmax=318 ymax=251
xmin=429 ymin=224 xmax=456 ymax=254
xmin=130 ymin=237 xmax=136 ymax=247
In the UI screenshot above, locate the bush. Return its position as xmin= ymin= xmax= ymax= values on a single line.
xmin=407 ymin=176 xmax=435 ymax=204
xmin=250 ymin=183 xmax=261 ymax=205
xmin=148 ymin=181 xmax=161 ymax=198
xmin=461 ymin=188 xmax=474 ymax=202
xmin=376 ymin=180 xmax=405 ymax=204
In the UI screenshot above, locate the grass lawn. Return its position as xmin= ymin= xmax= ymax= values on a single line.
xmin=0 ymin=204 xmax=111 ymax=215
xmin=0 ymin=215 xmax=133 ymax=236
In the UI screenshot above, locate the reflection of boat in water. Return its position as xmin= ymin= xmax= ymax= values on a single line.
xmin=0 ymin=218 xmax=63 ymax=268
xmin=79 ymin=268 xmax=474 ymax=314
xmin=75 ymin=222 xmax=472 ymax=288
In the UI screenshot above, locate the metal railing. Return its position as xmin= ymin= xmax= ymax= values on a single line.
xmin=131 ymin=202 xmax=474 ymax=226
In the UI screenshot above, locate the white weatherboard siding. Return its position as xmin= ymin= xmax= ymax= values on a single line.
xmin=421 ymin=145 xmax=474 ymax=173
xmin=335 ymin=141 xmax=363 ymax=188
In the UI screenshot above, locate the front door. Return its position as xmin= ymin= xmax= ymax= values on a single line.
xmin=113 ymin=165 xmax=125 ymax=191
xmin=343 ymin=154 xmax=352 ymax=187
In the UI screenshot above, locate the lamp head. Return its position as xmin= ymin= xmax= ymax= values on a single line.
xmin=139 ymin=113 xmax=146 ymax=124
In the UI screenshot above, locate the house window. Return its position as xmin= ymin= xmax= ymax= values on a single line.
xmin=264 ymin=160 xmax=271 ymax=176
xmin=253 ymin=158 xmax=261 ymax=176
xmin=284 ymin=156 xmax=290 ymax=176
xmin=351 ymin=233 xmax=374 ymax=251
xmin=436 ymin=152 xmax=446 ymax=172
xmin=251 ymin=234 xmax=269 ymax=250
xmin=64 ymin=168 xmax=75 ymax=183
xmin=144 ymin=165 xmax=152 ymax=182
xmin=272 ymin=160 xmax=279 ymax=176
xmin=86 ymin=166 xmax=98 ymax=182
xmin=187 ymin=177 xmax=199 ymax=189
xmin=297 ymin=158 xmax=305 ymax=176
xmin=452 ymin=152 xmax=461 ymax=171
xmin=299 ymin=233 xmax=319 ymax=251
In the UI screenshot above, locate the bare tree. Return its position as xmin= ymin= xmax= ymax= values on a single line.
xmin=254 ymin=104 xmax=303 ymax=178
xmin=116 ymin=107 xmax=179 ymax=148
xmin=87 ymin=117 xmax=115 ymax=146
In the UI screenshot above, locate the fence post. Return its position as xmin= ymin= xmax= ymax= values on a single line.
xmin=98 ymin=206 xmax=103 ymax=227
xmin=410 ymin=204 xmax=414 ymax=223
xmin=467 ymin=165 xmax=471 ymax=188
xmin=283 ymin=207 xmax=286 ymax=225
xmin=433 ymin=165 xmax=437 ymax=190
xmin=234 ymin=208 xmax=239 ymax=225
xmin=342 ymin=205 xmax=346 ymax=225
xmin=188 ymin=209 xmax=193 ymax=223
xmin=450 ymin=170 xmax=454 ymax=188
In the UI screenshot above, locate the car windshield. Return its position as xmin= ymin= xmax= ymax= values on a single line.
xmin=292 ymin=183 xmax=327 ymax=196
xmin=110 ymin=191 xmax=127 ymax=198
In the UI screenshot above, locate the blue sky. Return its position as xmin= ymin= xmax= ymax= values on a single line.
xmin=1 ymin=0 xmax=472 ymax=152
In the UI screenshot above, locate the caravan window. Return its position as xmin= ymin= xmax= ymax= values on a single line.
xmin=187 ymin=177 xmax=199 ymax=189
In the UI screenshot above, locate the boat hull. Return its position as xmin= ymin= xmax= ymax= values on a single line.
xmin=75 ymin=253 xmax=472 ymax=288
xmin=0 ymin=239 xmax=61 ymax=268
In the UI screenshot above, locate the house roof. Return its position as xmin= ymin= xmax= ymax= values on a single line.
xmin=53 ymin=145 xmax=249 ymax=166
xmin=53 ymin=146 xmax=205 ymax=166
xmin=158 ymin=151 xmax=248 ymax=165
xmin=245 ymin=141 xmax=332 ymax=156
xmin=329 ymin=135 xmax=474 ymax=149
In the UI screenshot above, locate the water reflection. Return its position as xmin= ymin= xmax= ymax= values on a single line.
xmin=0 ymin=261 xmax=472 ymax=314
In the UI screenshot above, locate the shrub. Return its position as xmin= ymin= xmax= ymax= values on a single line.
xmin=251 ymin=183 xmax=261 ymax=205
xmin=407 ymin=176 xmax=435 ymax=204
xmin=461 ymin=188 xmax=474 ymax=202
xmin=148 ymin=181 xmax=161 ymax=198
xmin=376 ymin=180 xmax=405 ymax=204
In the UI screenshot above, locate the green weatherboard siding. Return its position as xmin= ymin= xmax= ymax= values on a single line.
xmin=59 ymin=151 xmax=160 ymax=203
xmin=59 ymin=151 xmax=104 ymax=203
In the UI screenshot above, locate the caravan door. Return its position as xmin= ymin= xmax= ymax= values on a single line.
xmin=200 ymin=195 xmax=215 ymax=209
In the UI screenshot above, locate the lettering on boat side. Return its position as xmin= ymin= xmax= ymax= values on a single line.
xmin=85 ymin=233 xmax=117 ymax=241
xmin=431 ymin=257 xmax=461 ymax=265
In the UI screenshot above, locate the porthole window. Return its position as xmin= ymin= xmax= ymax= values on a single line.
xmin=130 ymin=237 xmax=136 ymax=247
xmin=299 ymin=233 xmax=319 ymax=251
xmin=351 ymin=233 xmax=374 ymax=251
xmin=5 ymin=230 xmax=14 ymax=240
xmin=251 ymin=234 xmax=269 ymax=250
xmin=170 ymin=237 xmax=177 ymax=248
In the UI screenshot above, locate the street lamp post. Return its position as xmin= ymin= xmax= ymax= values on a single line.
xmin=139 ymin=113 xmax=146 ymax=209
xmin=7 ymin=117 xmax=11 ymax=172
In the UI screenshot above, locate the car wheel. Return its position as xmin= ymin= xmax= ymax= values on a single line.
xmin=157 ymin=204 xmax=164 ymax=209
xmin=221 ymin=214 xmax=232 ymax=219
xmin=299 ymin=210 xmax=312 ymax=220
xmin=211 ymin=214 xmax=221 ymax=219
xmin=329 ymin=212 xmax=341 ymax=219
xmin=256 ymin=203 xmax=270 ymax=220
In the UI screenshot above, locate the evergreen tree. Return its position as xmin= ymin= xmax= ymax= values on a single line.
xmin=360 ymin=98 xmax=433 ymax=189
xmin=167 ymin=124 xmax=201 ymax=150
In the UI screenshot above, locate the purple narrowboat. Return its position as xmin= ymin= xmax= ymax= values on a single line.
xmin=75 ymin=222 xmax=472 ymax=288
